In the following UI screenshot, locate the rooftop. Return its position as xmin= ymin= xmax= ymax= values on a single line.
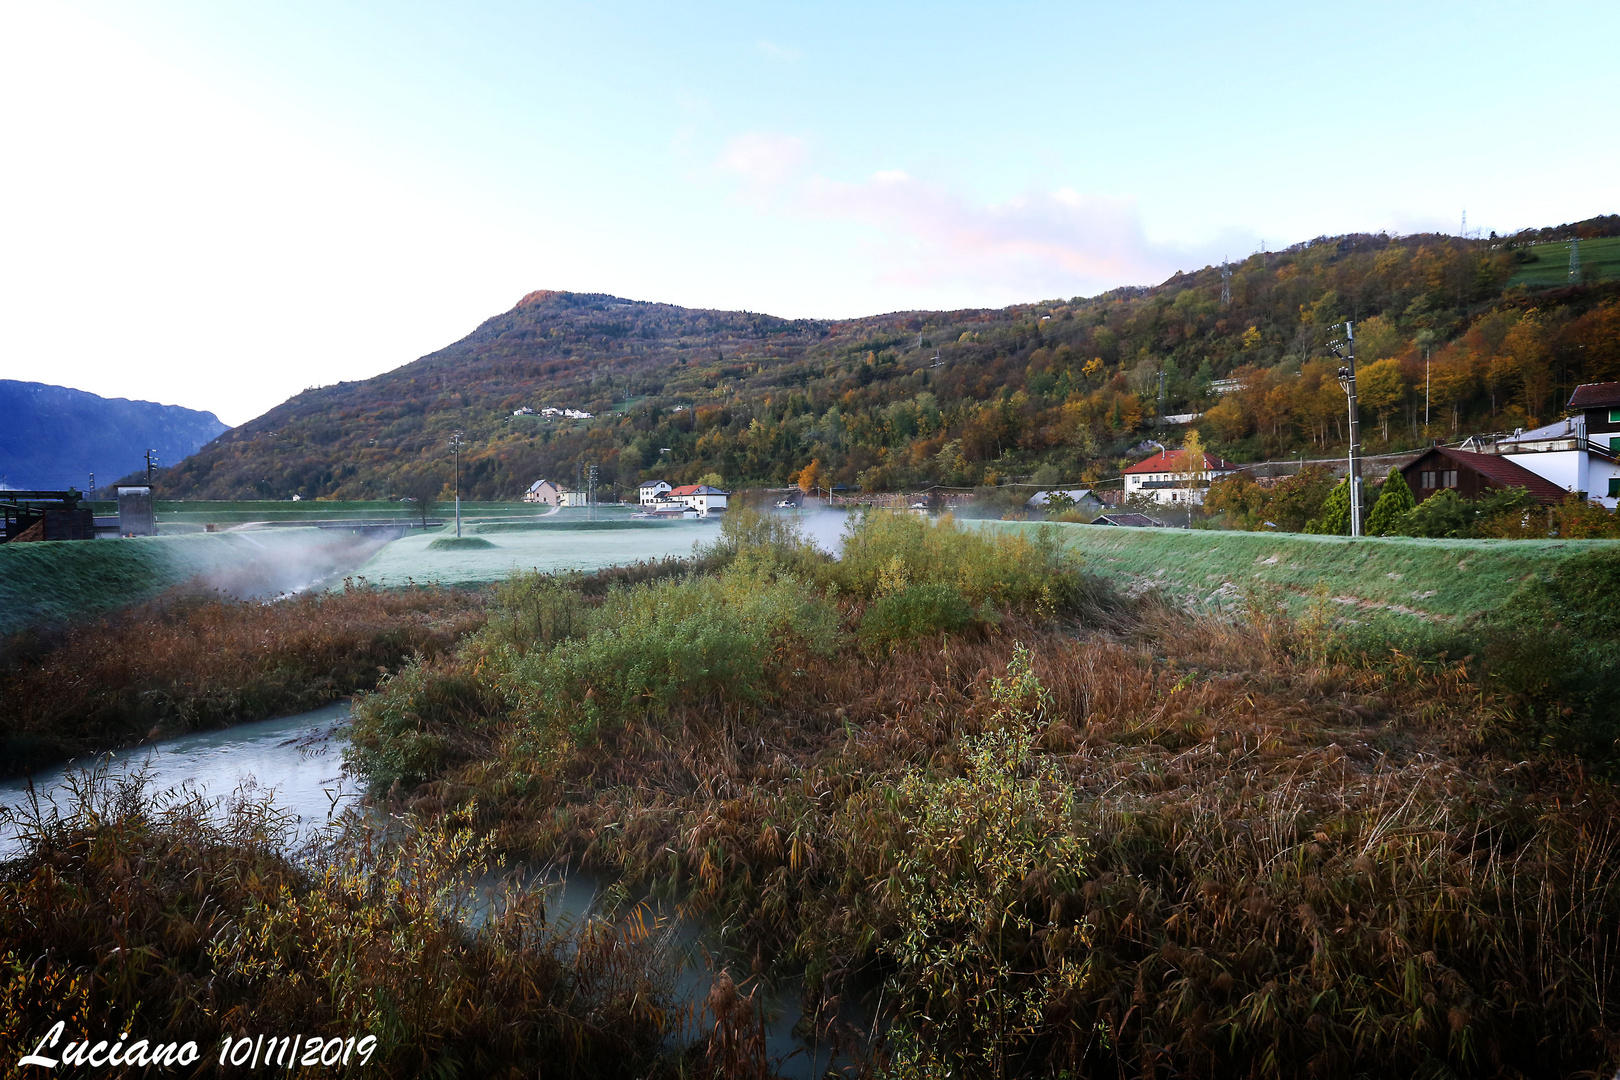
xmin=1568 ymin=382 xmax=1620 ymax=410
xmin=1123 ymin=449 xmax=1238 ymax=475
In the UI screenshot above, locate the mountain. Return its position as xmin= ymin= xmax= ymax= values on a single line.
xmin=156 ymin=216 xmax=1620 ymax=501
xmin=0 ymin=381 xmax=228 ymax=492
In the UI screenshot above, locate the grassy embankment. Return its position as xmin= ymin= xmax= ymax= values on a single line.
xmin=0 ymin=528 xmax=387 ymax=635
xmin=999 ymin=520 xmax=1614 ymax=623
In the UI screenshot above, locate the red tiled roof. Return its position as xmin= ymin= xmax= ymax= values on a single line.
xmin=1123 ymin=449 xmax=1238 ymax=475
xmin=1410 ymin=447 xmax=1570 ymax=505
xmin=666 ymin=484 xmax=700 ymax=496
xmin=1568 ymin=382 xmax=1620 ymax=410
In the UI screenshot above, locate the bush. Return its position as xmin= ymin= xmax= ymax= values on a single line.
xmin=837 ymin=512 xmax=1084 ymax=619
xmin=1303 ymin=478 xmax=1351 ymax=534
xmin=859 ymin=582 xmax=977 ymax=652
xmin=496 ymin=563 xmax=842 ymax=747
xmin=1364 ymin=467 xmax=1415 ymax=535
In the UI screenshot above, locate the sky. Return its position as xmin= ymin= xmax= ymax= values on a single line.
xmin=1 ymin=1 xmax=1615 ymax=425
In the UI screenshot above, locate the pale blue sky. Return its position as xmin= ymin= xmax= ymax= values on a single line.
xmin=2 ymin=0 xmax=1614 ymax=423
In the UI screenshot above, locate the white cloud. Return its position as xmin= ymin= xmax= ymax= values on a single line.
xmin=712 ymin=135 xmax=1226 ymax=302
xmin=754 ymin=39 xmax=801 ymax=62
xmin=713 ymin=131 xmax=810 ymax=202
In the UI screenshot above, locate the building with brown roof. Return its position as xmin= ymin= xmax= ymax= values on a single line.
xmin=1400 ymin=446 xmax=1569 ymax=507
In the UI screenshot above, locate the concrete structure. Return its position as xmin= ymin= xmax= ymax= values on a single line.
xmin=633 ymin=505 xmax=700 ymax=520
xmin=660 ymin=484 xmax=729 ymax=515
xmin=559 ymin=488 xmax=590 ymax=508
xmin=638 ymin=480 xmax=672 ymax=505
xmin=1123 ymin=450 xmax=1239 ymax=507
xmin=117 ymin=485 xmax=156 ymax=536
xmin=1399 ymin=447 xmax=1567 ymax=507
xmin=522 ymin=479 xmax=563 ymax=506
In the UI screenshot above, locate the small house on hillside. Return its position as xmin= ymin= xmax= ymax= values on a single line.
xmin=638 ymin=479 xmax=673 ymax=505
xmin=1399 ymin=447 xmax=1568 ymax=507
xmin=523 ymin=479 xmax=562 ymax=505
xmin=1123 ymin=449 xmax=1239 ymax=506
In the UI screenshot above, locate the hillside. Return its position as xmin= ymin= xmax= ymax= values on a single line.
xmin=0 ymin=380 xmax=227 ymax=491
xmin=155 ymin=215 xmax=1620 ymax=501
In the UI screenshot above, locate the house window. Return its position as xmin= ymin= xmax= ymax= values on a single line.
xmin=1442 ymin=470 xmax=1458 ymax=488
xmin=1610 ymin=477 xmax=1620 ymax=498
xmin=1421 ymin=471 xmax=1436 ymax=489
xmin=1611 ymin=436 xmax=1620 ymax=454
xmin=1610 ymin=409 xmax=1620 ymax=424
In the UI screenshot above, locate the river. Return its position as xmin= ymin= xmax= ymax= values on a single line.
xmin=0 ymin=702 xmax=865 ymax=1077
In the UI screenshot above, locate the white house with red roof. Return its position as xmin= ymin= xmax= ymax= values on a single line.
xmin=1122 ymin=448 xmax=1239 ymax=506
xmin=658 ymin=483 xmax=729 ymax=515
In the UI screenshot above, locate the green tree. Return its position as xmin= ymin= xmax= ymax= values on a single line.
xmin=1365 ymin=467 xmax=1416 ymax=535
xmin=1304 ymin=478 xmax=1351 ymax=534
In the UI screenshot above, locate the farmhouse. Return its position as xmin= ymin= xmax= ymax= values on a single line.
xmin=1399 ymin=447 xmax=1567 ymax=507
xmin=1123 ymin=449 xmax=1239 ymax=506
xmin=638 ymin=479 xmax=673 ymax=505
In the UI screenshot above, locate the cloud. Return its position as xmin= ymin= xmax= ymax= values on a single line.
xmin=711 ymin=131 xmax=1217 ymax=300
xmin=714 ymin=131 xmax=810 ymax=201
xmin=806 ymin=172 xmax=1167 ymax=293
xmin=754 ymin=39 xmax=801 ymax=62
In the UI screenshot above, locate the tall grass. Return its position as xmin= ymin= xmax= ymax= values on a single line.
xmin=0 ymin=583 xmax=485 ymax=776
xmin=0 ymin=769 xmax=674 ymax=1078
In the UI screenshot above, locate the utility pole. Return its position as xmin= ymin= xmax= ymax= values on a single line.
xmin=1330 ymin=322 xmax=1363 ymax=537
xmin=1570 ymin=235 xmax=1582 ymax=286
xmin=1220 ymin=262 xmax=1232 ymax=306
xmin=1424 ymin=346 xmax=1431 ymax=429
xmin=88 ymin=473 xmax=94 ymax=499
xmin=450 ymin=430 xmax=464 ymax=537
xmin=145 ymin=450 xmax=158 ymax=485
xmin=587 ymin=463 xmax=598 ymax=521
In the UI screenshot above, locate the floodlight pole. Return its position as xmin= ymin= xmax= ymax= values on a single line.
xmin=1334 ymin=322 xmax=1364 ymax=537
xmin=450 ymin=431 xmax=464 ymax=537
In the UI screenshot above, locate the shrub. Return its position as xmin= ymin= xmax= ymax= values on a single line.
xmin=496 ymin=563 xmax=842 ymax=747
xmin=1303 ymin=478 xmax=1351 ymax=534
xmin=1364 ymin=466 xmax=1415 ymax=534
xmin=837 ymin=512 xmax=1083 ymax=619
xmin=858 ymin=582 xmax=977 ymax=652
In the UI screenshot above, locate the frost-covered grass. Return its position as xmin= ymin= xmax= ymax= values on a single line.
xmin=351 ymin=520 xmax=717 ymax=587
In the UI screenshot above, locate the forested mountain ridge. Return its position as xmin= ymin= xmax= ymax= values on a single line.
xmin=154 ymin=217 xmax=1620 ymax=501
xmin=0 ymin=380 xmax=227 ymax=492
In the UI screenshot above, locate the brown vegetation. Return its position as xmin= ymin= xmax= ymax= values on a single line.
xmin=0 ymin=583 xmax=486 ymax=776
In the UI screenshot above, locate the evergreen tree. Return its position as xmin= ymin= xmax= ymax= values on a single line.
xmin=1304 ymin=478 xmax=1351 ymax=534
xmin=1365 ymin=467 xmax=1416 ymax=535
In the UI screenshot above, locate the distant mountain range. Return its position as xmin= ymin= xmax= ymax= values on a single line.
xmin=0 ymin=380 xmax=227 ymax=493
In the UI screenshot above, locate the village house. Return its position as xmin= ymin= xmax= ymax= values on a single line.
xmin=657 ymin=483 xmax=729 ymax=516
xmin=1122 ymin=449 xmax=1239 ymax=506
xmin=1463 ymin=383 xmax=1620 ymax=509
xmin=1398 ymin=446 xmax=1568 ymax=507
xmin=638 ymin=479 xmax=673 ymax=505
xmin=521 ymin=479 xmax=562 ymax=505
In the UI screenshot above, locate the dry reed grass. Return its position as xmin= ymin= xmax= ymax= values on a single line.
xmin=0 ymin=582 xmax=486 ymax=776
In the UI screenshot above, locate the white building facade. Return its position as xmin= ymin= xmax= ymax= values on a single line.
xmin=1122 ymin=450 xmax=1239 ymax=506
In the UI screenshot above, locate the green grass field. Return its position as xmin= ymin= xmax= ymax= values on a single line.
xmin=994 ymin=521 xmax=1616 ymax=623
xmin=1509 ymin=236 xmax=1620 ymax=288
